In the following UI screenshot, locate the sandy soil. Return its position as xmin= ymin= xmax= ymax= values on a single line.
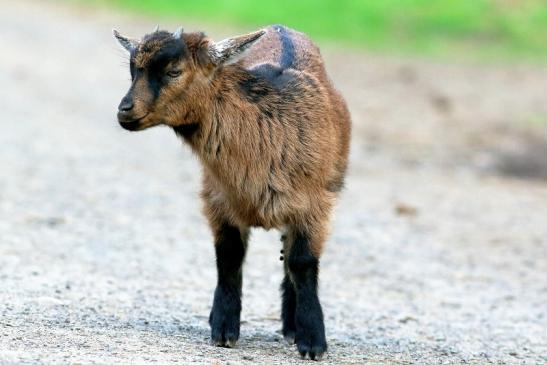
xmin=1 ymin=1 xmax=546 ymax=364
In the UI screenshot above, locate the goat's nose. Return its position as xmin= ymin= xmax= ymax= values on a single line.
xmin=118 ymin=97 xmax=134 ymax=112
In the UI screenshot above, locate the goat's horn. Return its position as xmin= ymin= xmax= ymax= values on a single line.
xmin=173 ymin=26 xmax=183 ymax=39
xmin=154 ymin=25 xmax=159 ymax=32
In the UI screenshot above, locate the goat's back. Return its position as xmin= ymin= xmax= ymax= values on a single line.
xmin=241 ymin=25 xmax=326 ymax=79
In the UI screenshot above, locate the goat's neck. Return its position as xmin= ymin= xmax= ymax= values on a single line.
xmin=187 ymin=64 xmax=272 ymax=163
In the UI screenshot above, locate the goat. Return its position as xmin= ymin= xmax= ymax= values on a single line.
xmin=113 ymin=24 xmax=351 ymax=360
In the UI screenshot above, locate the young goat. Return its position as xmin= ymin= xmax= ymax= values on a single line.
xmin=114 ymin=25 xmax=350 ymax=360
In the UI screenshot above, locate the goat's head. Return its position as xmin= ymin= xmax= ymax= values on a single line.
xmin=113 ymin=27 xmax=265 ymax=131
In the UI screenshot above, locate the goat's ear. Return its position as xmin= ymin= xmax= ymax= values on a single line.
xmin=112 ymin=29 xmax=138 ymax=53
xmin=208 ymin=29 xmax=266 ymax=65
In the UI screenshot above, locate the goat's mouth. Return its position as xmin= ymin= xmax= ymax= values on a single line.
xmin=118 ymin=113 xmax=149 ymax=131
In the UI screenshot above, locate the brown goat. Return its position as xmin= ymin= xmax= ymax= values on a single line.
xmin=114 ymin=24 xmax=350 ymax=360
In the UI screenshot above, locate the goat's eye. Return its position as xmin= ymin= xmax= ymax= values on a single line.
xmin=166 ymin=70 xmax=182 ymax=78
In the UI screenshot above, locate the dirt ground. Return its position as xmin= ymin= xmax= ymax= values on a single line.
xmin=1 ymin=1 xmax=547 ymax=364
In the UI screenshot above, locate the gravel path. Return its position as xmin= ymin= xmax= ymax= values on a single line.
xmin=1 ymin=1 xmax=547 ymax=364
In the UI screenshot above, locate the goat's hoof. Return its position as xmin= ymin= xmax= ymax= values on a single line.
xmin=210 ymin=321 xmax=239 ymax=348
xmin=283 ymin=330 xmax=295 ymax=344
xmin=211 ymin=337 xmax=238 ymax=348
xmin=209 ymin=306 xmax=240 ymax=348
xmin=297 ymin=344 xmax=326 ymax=361
xmin=296 ymin=335 xmax=327 ymax=361
xmin=210 ymin=334 xmax=239 ymax=348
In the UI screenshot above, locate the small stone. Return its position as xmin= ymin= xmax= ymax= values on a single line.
xmin=395 ymin=203 xmax=418 ymax=217
xmin=398 ymin=316 xmax=417 ymax=324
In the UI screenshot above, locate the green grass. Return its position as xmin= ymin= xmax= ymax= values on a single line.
xmin=75 ymin=0 xmax=547 ymax=61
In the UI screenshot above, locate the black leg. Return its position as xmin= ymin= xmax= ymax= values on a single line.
xmin=281 ymin=273 xmax=297 ymax=343
xmin=281 ymin=232 xmax=297 ymax=342
xmin=209 ymin=223 xmax=247 ymax=347
xmin=287 ymin=231 xmax=327 ymax=360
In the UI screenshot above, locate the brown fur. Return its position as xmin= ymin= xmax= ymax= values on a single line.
xmin=117 ymin=26 xmax=351 ymax=258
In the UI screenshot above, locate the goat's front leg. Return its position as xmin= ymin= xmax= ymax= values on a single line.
xmin=281 ymin=233 xmax=297 ymax=343
xmin=286 ymin=229 xmax=327 ymax=360
xmin=209 ymin=222 xmax=248 ymax=347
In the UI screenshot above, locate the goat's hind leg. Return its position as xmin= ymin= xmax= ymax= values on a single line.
xmin=209 ymin=222 xmax=249 ymax=347
xmin=281 ymin=232 xmax=297 ymax=343
xmin=285 ymin=228 xmax=327 ymax=360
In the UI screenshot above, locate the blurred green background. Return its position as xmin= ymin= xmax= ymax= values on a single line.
xmin=73 ymin=0 xmax=547 ymax=62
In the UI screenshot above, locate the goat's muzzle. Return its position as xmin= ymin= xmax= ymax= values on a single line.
xmin=117 ymin=111 xmax=148 ymax=131
xmin=117 ymin=94 xmax=143 ymax=131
